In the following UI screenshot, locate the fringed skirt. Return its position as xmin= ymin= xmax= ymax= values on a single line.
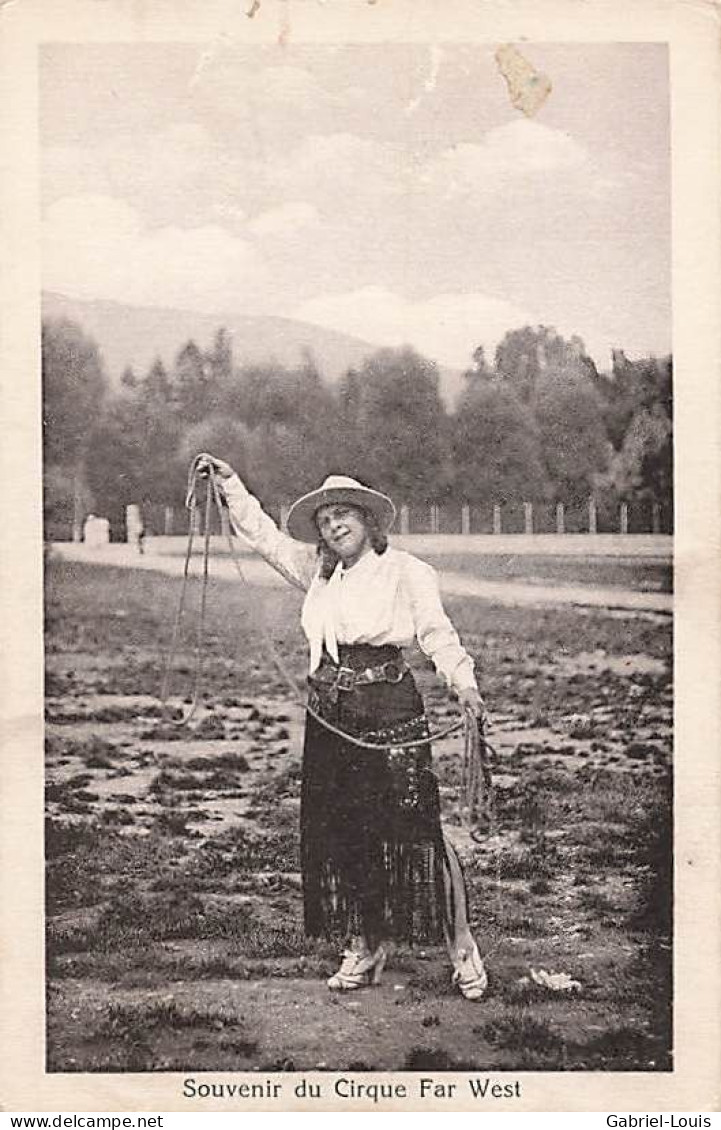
xmin=300 ymin=643 xmax=449 ymax=945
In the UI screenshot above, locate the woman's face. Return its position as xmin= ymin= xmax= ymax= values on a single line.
xmin=315 ymin=503 xmax=371 ymax=566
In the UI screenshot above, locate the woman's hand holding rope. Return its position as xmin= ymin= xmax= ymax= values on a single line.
xmin=195 ymin=453 xmax=235 ymax=482
xmin=457 ymin=686 xmax=489 ymax=729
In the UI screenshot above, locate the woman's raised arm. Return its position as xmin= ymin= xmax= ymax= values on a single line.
xmin=196 ymin=453 xmax=316 ymax=591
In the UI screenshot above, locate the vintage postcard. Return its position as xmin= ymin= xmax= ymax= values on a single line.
xmin=1 ymin=0 xmax=720 ymax=1114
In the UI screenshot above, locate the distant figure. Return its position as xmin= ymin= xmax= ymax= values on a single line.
xmin=126 ymin=504 xmax=145 ymax=554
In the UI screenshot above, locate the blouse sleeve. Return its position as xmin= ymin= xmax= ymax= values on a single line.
xmin=402 ymin=554 xmax=478 ymax=694
xmin=221 ymin=474 xmax=316 ymax=591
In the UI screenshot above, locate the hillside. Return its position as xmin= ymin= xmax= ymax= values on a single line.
xmin=42 ymin=291 xmax=463 ymax=404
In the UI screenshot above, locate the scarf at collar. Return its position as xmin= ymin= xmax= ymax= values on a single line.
xmin=300 ymin=550 xmax=402 ymax=673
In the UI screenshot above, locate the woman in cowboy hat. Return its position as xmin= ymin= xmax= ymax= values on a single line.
xmin=196 ymin=453 xmax=488 ymax=1000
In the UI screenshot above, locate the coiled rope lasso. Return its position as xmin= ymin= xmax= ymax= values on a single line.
xmin=159 ymin=456 xmax=495 ymax=835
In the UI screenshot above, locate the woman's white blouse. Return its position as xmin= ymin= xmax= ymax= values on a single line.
xmin=223 ymin=474 xmax=478 ymax=694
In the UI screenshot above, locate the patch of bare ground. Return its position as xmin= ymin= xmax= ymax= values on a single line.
xmin=45 ymin=559 xmax=672 ymax=1072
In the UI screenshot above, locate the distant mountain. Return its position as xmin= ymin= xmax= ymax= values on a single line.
xmin=42 ymin=291 xmax=464 ymax=404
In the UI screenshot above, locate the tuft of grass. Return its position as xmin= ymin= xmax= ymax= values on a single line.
xmin=195 ymin=824 xmax=300 ymax=875
xmin=149 ymin=769 xmax=203 ymax=796
xmin=404 ymin=1046 xmax=476 ymax=1071
xmin=45 ymin=819 xmax=106 ymax=913
xmin=488 ymin=911 xmax=547 ymax=937
xmin=193 ymin=715 xmax=227 ymax=740
xmin=185 ymin=751 xmax=251 ymax=773
xmin=497 ymin=844 xmax=556 ymax=882
xmin=154 ymin=811 xmax=193 ymax=837
xmin=101 ymin=808 xmax=136 ymax=826
xmin=481 ymin=1011 xmax=565 ymax=1054
xmin=49 ymin=889 xmax=256 ymax=953
xmin=565 ymin=1024 xmax=670 ymax=1071
xmin=95 ymin=998 xmax=247 ymax=1039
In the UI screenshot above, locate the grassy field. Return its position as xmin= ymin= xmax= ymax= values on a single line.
xmin=44 ymin=556 xmax=672 ymax=1073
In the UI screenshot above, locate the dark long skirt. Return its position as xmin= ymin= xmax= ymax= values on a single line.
xmin=300 ymin=643 xmax=450 ymax=946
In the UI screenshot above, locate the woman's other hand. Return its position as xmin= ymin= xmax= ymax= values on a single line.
xmin=458 ymin=687 xmax=489 ymax=728
xmin=195 ymin=453 xmax=235 ymax=480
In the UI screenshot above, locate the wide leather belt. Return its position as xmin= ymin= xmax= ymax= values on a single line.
xmin=310 ymin=657 xmax=410 ymax=692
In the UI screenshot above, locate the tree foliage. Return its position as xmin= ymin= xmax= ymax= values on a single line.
xmin=452 ymin=379 xmax=547 ymax=503
xmin=533 ymin=375 xmax=610 ymax=502
xmin=605 ymin=405 xmax=672 ymax=502
xmin=494 ymin=325 xmax=598 ymax=403
xmin=44 ymin=316 xmax=673 ymax=536
xmin=595 ymin=351 xmax=672 ymax=450
xmin=174 ymin=340 xmax=208 ymax=422
xmin=42 ymin=318 xmax=107 ymax=468
xmin=337 ymin=347 xmax=447 ymax=501
xmin=85 ymin=398 xmax=145 ymax=515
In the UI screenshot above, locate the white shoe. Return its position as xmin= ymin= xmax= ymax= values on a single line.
xmin=327 ymin=945 xmax=388 ymax=991
xmin=451 ymin=942 xmax=488 ymax=1001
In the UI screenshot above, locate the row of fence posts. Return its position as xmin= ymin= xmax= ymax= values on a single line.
xmin=170 ymin=498 xmax=664 ymax=538
xmin=281 ymin=498 xmax=658 ymax=536
xmin=384 ymin=500 xmax=655 ymax=536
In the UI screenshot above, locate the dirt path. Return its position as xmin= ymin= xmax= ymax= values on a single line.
xmin=52 ymin=542 xmax=673 ymax=615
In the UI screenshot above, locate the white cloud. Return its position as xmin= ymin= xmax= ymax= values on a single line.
xmin=270 ymin=133 xmax=402 ymax=207
xmin=43 ymin=194 xmax=265 ymax=313
xmin=42 ymin=123 xmax=253 ymax=231
xmin=295 ymin=286 xmax=533 ymax=369
xmin=423 ymin=120 xmax=592 ymax=198
xmin=44 ymin=194 xmax=141 ymax=248
xmin=248 ymin=202 xmax=320 ymax=238
xmin=44 ymin=124 xmax=400 ymax=235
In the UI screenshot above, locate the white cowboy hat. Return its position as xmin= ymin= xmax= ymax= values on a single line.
xmin=286 ymin=474 xmax=396 ymax=543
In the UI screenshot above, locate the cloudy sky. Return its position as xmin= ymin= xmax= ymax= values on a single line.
xmin=40 ymin=42 xmax=670 ymax=371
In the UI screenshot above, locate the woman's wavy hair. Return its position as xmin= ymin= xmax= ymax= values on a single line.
xmin=315 ymin=504 xmax=389 ymax=580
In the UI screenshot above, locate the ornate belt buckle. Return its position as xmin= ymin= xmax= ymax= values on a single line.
xmin=335 ymin=666 xmax=356 ymax=692
xmin=383 ymin=660 xmax=405 ymax=683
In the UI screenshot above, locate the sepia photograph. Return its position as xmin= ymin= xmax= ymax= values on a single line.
xmin=1 ymin=0 xmax=719 ymax=1115
xmin=40 ymin=35 xmax=674 ymax=1074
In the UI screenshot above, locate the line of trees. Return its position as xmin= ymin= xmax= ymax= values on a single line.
xmin=42 ymin=318 xmax=672 ymax=539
